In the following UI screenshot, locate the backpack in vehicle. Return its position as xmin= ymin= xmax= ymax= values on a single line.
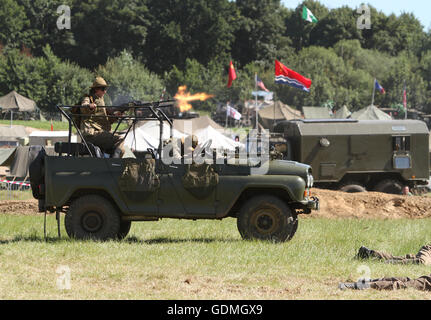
xmin=118 ymin=158 xmax=160 ymax=192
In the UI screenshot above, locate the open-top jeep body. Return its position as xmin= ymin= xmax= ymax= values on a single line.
xmin=30 ymin=101 xmax=319 ymax=242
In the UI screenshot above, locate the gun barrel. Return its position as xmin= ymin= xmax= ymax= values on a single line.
xmin=59 ymin=99 xmax=176 ymax=110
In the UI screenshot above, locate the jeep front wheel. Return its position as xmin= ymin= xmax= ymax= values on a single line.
xmin=117 ymin=220 xmax=132 ymax=240
xmin=237 ymin=195 xmax=297 ymax=242
xmin=65 ymin=195 xmax=121 ymax=241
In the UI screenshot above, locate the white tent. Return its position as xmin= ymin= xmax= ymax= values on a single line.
xmin=124 ymin=121 xmax=186 ymax=152
xmin=194 ymin=125 xmax=243 ymax=151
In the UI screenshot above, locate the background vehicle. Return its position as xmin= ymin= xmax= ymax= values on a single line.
xmin=29 ymin=102 xmax=319 ymax=242
xmin=272 ymin=119 xmax=430 ymax=194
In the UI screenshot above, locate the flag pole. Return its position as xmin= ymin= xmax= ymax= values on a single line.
xmin=371 ymin=78 xmax=376 ymax=106
xmin=225 ymin=102 xmax=228 ymax=128
xmin=403 ymin=80 xmax=407 ymax=120
xmin=255 ymin=73 xmax=258 ymax=130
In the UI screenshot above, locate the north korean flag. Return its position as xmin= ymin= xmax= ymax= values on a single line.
xmin=275 ymin=60 xmax=312 ymax=93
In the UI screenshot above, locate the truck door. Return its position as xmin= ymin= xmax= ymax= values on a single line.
xmin=392 ymin=136 xmax=411 ymax=169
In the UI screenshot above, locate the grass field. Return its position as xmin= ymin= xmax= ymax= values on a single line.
xmin=0 ymin=120 xmax=70 ymax=131
xmin=1 ymin=214 xmax=430 ymax=300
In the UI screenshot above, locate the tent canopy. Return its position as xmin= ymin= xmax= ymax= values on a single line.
xmin=0 ymin=91 xmax=37 ymax=113
xmin=334 ymin=105 xmax=352 ymax=119
xmin=258 ymin=101 xmax=302 ymax=128
xmin=173 ymin=115 xmax=223 ymax=134
xmin=351 ymin=105 xmax=392 ymax=120
xmin=0 ymin=146 xmax=55 ymax=179
xmin=124 ymin=121 xmax=186 ymax=152
xmin=194 ymin=125 xmax=243 ymax=151
xmin=302 ymin=106 xmax=333 ymax=119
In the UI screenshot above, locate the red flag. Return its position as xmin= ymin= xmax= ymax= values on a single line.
xmin=50 ymin=119 xmax=53 ymax=131
xmin=227 ymin=61 xmax=237 ymax=88
xmin=275 ymin=60 xmax=311 ymax=92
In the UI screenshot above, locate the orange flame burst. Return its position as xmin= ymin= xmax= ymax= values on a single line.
xmin=174 ymin=85 xmax=214 ymax=112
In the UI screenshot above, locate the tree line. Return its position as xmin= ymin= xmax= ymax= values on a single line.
xmin=0 ymin=0 xmax=430 ymax=114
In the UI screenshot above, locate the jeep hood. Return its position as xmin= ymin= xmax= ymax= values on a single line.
xmin=266 ymin=159 xmax=312 ymax=179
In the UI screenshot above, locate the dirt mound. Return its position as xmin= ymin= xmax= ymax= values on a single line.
xmin=310 ymin=188 xmax=431 ymax=219
xmin=0 ymin=200 xmax=39 ymax=215
xmin=1 ymin=189 xmax=431 ymax=219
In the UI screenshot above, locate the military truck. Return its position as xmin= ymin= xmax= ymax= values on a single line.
xmin=29 ymin=101 xmax=319 ymax=242
xmin=272 ymin=119 xmax=430 ymax=194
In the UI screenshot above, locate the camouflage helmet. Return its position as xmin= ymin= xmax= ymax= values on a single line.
xmin=90 ymin=76 xmax=109 ymax=89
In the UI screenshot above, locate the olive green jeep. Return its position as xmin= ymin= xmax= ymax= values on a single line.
xmin=29 ymin=101 xmax=318 ymax=242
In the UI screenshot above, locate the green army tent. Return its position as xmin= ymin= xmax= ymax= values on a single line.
xmin=0 ymin=91 xmax=37 ymax=114
xmin=351 ymin=105 xmax=392 ymax=120
xmin=258 ymin=101 xmax=302 ymax=129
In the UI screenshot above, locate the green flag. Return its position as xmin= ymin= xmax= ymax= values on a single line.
xmin=302 ymin=5 xmax=318 ymax=23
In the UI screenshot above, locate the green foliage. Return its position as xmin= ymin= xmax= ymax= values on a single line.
xmin=0 ymin=0 xmax=28 ymax=49
xmin=143 ymin=0 xmax=235 ymax=74
xmin=232 ymin=0 xmax=291 ymax=67
xmin=0 ymin=0 xmax=430 ymax=114
xmin=284 ymin=0 xmax=330 ymax=51
xmin=0 ymin=45 xmax=92 ymax=112
xmin=310 ymin=6 xmax=363 ymax=48
xmin=69 ymin=0 xmax=149 ymax=69
xmin=96 ymin=50 xmax=164 ymax=104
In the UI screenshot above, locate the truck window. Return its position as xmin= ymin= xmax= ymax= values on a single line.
xmin=392 ymin=136 xmax=410 ymax=152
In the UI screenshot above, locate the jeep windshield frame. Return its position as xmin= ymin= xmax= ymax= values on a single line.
xmin=56 ymin=100 xmax=176 ymax=157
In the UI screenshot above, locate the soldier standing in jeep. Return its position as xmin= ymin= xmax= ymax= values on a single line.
xmin=76 ymin=76 xmax=124 ymax=158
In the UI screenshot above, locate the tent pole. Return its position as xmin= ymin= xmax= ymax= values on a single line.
xmin=255 ymin=73 xmax=258 ymax=130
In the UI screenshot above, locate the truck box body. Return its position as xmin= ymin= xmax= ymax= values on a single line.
xmin=273 ymin=119 xmax=429 ymax=191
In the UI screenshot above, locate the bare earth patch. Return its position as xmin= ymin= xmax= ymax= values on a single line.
xmin=0 ymin=199 xmax=38 ymax=215
xmin=310 ymin=188 xmax=431 ymax=219
xmin=2 ymin=188 xmax=431 ymax=219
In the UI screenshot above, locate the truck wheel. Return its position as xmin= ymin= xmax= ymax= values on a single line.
xmin=117 ymin=221 xmax=132 ymax=240
xmin=65 ymin=195 xmax=121 ymax=241
xmin=339 ymin=182 xmax=366 ymax=193
xmin=237 ymin=195 xmax=297 ymax=242
xmin=374 ymin=179 xmax=403 ymax=195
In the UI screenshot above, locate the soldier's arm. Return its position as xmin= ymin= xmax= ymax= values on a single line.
xmin=81 ymin=96 xmax=96 ymax=113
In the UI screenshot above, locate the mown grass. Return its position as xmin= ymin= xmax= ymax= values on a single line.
xmin=0 ymin=190 xmax=33 ymax=201
xmin=0 ymin=120 xmax=70 ymax=131
xmin=0 ymin=119 xmax=129 ymax=133
xmin=1 ymin=215 xmax=431 ymax=300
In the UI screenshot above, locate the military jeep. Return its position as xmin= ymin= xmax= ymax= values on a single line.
xmin=29 ymin=101 xmax=318 ymax=242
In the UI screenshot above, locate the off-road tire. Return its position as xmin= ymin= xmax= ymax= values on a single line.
xmin=117 ymin=221 xmax=132 ymax=240
xmin=374 ymin=179 xmax=403 ymax=195
xmin=237 ymin=195 xmax=297 ymax=242
xmin=339 ymin=182 xmax=367 ymax=193
xmin=65 ymin=195 xmax=121 ymax=241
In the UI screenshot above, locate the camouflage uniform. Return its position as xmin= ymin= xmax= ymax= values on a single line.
xmin=79 ymin=77 xmax=124 ymax=156
xmin=340 ymin=275 xmax=431 ymax=291
xmin=361 ymin=244 xmax=431 ymax=265
xmin=368 ymin=275 xmax=431 ymax=291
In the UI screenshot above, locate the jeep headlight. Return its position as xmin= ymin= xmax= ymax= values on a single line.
xmin=307 ymin=172 xmax=314 ymax=188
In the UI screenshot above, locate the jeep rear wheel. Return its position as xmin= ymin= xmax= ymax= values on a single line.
xmin=65 ymin=195 xmax=121 ymax=241
xmin=237 ymin=195 xmax=297 ymax=242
